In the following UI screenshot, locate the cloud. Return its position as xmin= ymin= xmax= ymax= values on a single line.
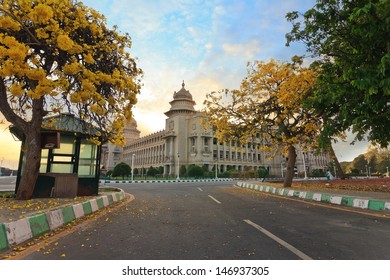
xmin=222 ymin=39 xmax=261 ymax=59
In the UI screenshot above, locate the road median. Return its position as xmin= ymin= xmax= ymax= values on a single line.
xmin=236 ymin=181 xmax=390 ymax=212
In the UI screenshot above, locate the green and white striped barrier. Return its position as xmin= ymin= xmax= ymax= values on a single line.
xmin=237 ymin=181 xmax=390 ymax=212
xmin=100 ymin=178 xmax=234 ymax=184
xmin=0 ymin=190 xmax=127 ymax=252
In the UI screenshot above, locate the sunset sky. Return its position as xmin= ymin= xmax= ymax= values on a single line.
xmin=0 ymin=0 xmax=370 ymax=169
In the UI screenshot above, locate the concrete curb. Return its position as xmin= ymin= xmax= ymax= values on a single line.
xmin=0 ymin=190 xmax=127 ymax=252
xmin=100 ymin=178 xmax=234 ymax=184
xmin=236 ymin=181 xmax=390 ymax=212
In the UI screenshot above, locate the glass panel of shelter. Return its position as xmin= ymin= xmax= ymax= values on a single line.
xmin=49 ymin=135 xmax=75 ymax=173
xmin=38 ymin=135 xmax=98 ymax=178
xmin=78 ymin=139 xmax=97 ymax=177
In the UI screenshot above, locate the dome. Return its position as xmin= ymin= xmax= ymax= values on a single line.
xmin=128 ymin=117 xmax=137 ymax=128
xmin=165 ymin=81 xmax=196 ymax=117
xmin=173 ymin=81 xmax=193 ymax=101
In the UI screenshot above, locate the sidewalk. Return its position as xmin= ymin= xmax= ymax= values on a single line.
xmin=237 ymin=181 xmax=390 ymax=212
xmin=0 ymin=189 xmax=129 ymax=253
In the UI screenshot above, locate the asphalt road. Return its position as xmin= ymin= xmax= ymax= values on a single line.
xmin=0 ymin=176 xmax=16 ymax=191
xmin=16 ymin=182 xmax=390 ymax=260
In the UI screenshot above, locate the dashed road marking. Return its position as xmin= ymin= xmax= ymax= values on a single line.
xmin=208 ymin=195 xmax=221 ymax=204
xmin=243 ymin=219 xmax=312 ymax=260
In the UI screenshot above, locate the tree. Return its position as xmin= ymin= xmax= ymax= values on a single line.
xmin=146 ymin=166 xmax=158 ymax=176
xmin=188 ymin=165 xmax=204 ymax=177
xmin=204 ymin=58 xmax=321 ymax=187
xmin=286 ymin=0 xmax=390 ymax=148
xmin=350 ymin=154 xmax=368 ymax=174
xmin=112 ymin=162 xmax=131 ymax=179
xmin=179 ymin=165 xmax=186 ymax=176
xmin=0 ymin=0 xmax=142 ymax=199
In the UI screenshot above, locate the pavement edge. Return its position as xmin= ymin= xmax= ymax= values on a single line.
xmin=0 ymin=189 xmax=127 ymax=253
xmin=236 ymin=181 xmax=390 ymax=212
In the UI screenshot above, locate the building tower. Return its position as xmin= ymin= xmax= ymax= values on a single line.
xmin=163 ymin=81 xmax=198 ymax=176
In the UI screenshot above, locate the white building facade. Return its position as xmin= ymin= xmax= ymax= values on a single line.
xmin=104 ymin=82 xmax=331 ymax=177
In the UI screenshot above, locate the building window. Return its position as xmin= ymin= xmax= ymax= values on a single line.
xmin=190 ymin=137 xmax=196 ymax=153
xmin=203 ymin=137 xmax=209 ymax=152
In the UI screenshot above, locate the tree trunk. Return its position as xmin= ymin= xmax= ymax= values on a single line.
xmin=283 ymin=145 xmax=297 ymax=188
xmin=15 ymin=128 xmax=42 ymax=200
xmin=15 ymin=98 xmax=44 ymax=200
xmin=329 ymin=143 xmax=346 ymax=179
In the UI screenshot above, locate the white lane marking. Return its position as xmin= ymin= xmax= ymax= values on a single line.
xmin=243 ymin=219 xmax=312 ymax=260
xmin=197 ymin=187 xmax=203 ymax=192
xmin=208 ymin=195 xmax=222 ymax=204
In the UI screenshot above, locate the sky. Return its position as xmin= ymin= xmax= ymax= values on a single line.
xmin=0 ymin=0 xmax=371 ymax=169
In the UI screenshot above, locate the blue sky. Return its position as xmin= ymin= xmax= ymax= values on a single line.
xmin=81 ymin=0 xmax=368 ymax=161
xmin=82 ymin=0 xmax=317 ymax=132
xmin=0 ymin=0 xmax=370 ymax=168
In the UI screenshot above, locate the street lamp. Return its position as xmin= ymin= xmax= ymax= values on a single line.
xmin=176 ymin=153 xmax=180 ymax=180
xmin=215 ymin=159 xmax=218 ymax=179
xmin=281 ymin=162 xmax=284 ymax=178
xmin=131 ymin=154 xmax=135 ymax=181
xmin=301 ymin=151 xmax=308 ymax=179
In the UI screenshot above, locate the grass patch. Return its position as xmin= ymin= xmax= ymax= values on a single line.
xmin=99 ymin=187 xmax=121 ymax=193
xmin=0 ymin=192 xmax=14 ymax=198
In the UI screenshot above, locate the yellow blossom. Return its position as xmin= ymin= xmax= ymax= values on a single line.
xmin=36 ymin=28 xmax=49 ymax=39
xmin=82 ymin=80 xmax=95 ymax=92
xmin=70 ymin=92 xmax=81 ymax=103
xmin=28 ymin=4 xmax=54 ymax=24
xmin=9 ymin=83 xmax=25 ymax=97
xmin=26 ymin=68 xmax=46 ymax=81
xmin=0 ymin=16 xmax=20 ymax=31
xmin=27 ymin=89 xmax=41 ymax=99
xmin=84 ymin=53 xmax=95 ymax=64
xmin=63 ymin=62 xmax=81 ymax=75
xmin=80 ymin=91 xmax=90 ymax=103
xmin=57 ymin=34 xmax=74 ymax=51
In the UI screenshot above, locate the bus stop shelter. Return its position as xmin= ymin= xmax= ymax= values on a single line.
xmin=10 ymin=113 xmax=103 ymax=198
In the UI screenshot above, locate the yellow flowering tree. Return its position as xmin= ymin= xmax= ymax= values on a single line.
xmin=0 ymin=0 xmax=142 ymax=200
xmin=203 ymin=58 xmax=321 ymax=187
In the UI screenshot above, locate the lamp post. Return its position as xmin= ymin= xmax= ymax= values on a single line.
xmin=301 ymin=151 xmax=308 ymax=179
xmin=365 ymin=165 xmax=368 ymax=177
xmin=131 ymin=154 xmax=135 ymax=181
xmin=215 ymin=159 xmax=218 ymax=179
xmin=176 ymin=153 xmax=180 ymax=180
xmin=368 ymin=166 xmax=371 ymax=178
xmin=281 ymin=162 xmax=284 ymax=178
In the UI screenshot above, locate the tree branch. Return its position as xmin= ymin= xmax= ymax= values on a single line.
xmin=0 ymin=80 xmax=27 ymax=131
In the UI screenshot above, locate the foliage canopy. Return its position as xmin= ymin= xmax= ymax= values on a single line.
xmin=286 ymin=0 xmax=390 ymax=147
xmin=0 ymin=0 xmax=142 ymax=199
xmin=112 ymin=162 xmax=131 ymax=178
xmin=203 ymin=58 xmax=321 ymax=187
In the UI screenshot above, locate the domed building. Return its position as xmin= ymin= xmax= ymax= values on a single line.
xmin=100 ymin=118 xmax=140 ymax=173
xmin=105 ymin=82 xmax=331 ymax=178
